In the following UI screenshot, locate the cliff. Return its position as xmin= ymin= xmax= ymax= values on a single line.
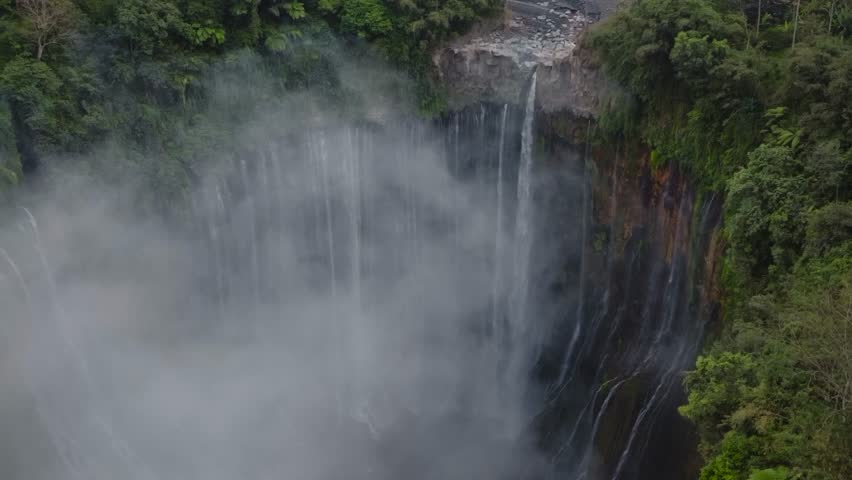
xmin=434 ymin=0 xmax=605 ymax=115
xmin=436 ymin=3 xmax=724 ymax=478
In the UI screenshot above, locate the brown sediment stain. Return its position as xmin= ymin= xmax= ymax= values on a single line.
xmin=702 ymin=227 xmax=724 ymax=307
xmin=566 ymin=120 xmax=725 ymax=327
xmin=585 ymin=143 xmax=701 ymax=265
xmin=649 ymin=163 xmax=695 ymax=266
xmin=538 ymin=105 xmax=725 ymax=318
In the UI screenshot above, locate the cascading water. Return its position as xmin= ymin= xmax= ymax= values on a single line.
xmin=2 ymin=210 xmax=153 ymax=480
xmin=0 ymin=105 xmax=539 ymax=479
xmin=491 ymin=104 xmax=509 ymax=339
xmin=0 ymin=81 xmax=721 ymax=480
xmin=553 ymin=121 xmax=591 ymax=390
xmin=502 ymin=72 xmax=539 ymax=402
xmin=510 ymin=70 xmax=537 ymax=339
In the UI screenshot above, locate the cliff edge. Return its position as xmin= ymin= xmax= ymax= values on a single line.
xmin=434 ymin=0 xmax=611 ymax=115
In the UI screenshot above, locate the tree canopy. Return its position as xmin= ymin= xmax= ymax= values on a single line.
xmin=0 ymin=0 xmax=502 ymax=205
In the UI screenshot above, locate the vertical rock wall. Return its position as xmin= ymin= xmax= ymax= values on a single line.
xmin=532 ymin=115 xmax=723 ymax=479
xmin=436 ymin=4 xmax=725 ymax=477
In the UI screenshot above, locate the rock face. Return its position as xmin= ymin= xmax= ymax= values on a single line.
xmin=437 ymin=3 xmax=725 ymax=480
xmin=437 ymin=104 xmax=723 ymax=480
xmin=532 ymin=122 xmax=723 ymax=480
xmin=434 ymin=0 xmax=608 ymax=115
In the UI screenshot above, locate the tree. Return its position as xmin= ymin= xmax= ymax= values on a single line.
xmin=725 ymin=145 xmax=812 ymax=277
xmin=321 ymin=0 xmax=393 ymax=39
xmin=783 ymin=267 xmax=852 ymax=416
xmin=116 ymin=0 xmax=188 ymax=57
xmin=754 ymin=0 xmax=761 ymax=46
xmin=828 ymin=0 xmax=836 ymax=33
xmin=588 ymin=0 xmax=743 ymax=101
xmin=16 ymin=0 xmax=78 ymax=60
xmin=791 ymin=0 xmax=801 ymax=48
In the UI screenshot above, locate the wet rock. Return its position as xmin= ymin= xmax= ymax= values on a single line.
xmin=434 ymin=0 xmax=608 ymax=115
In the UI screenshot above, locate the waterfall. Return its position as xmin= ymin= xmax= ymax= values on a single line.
xmin=207 ymin=184 xmax=226 ymax=321
xmin=610 ymin=378 xmax=668 ymax=480
xmin=553 ymin=130 xmax=590 ymax=389
xmin=509 ymin=71 xmax=537 ymax=342
xmin=239 ymin=159 xmax=261 ymax=309
xmin=492 ymin=104 xmax=509 ymax=339
xmin=317 ymin=133 xmax=338 ymax=299
xmin=406 ymin=124 xmax=420 ymax=270
xmin=269 ymin=144 xmax=287 ymax=251
xmin=452 ymin=114 xmax=461 ymax=249
xmin=0 ymin=247 xmax=78 ymax=477
xmin=343 ymin=127 xmax=366 ymax=420
xmin=258 ymin=148 xmax=271 ymax=227
xmin=20 ymin=208 xmax=95 ymax=387
xmin=345 ymin=128 xmax=362 ymax=314
xmin=11 ymin=210 xmax=154 ymax=480
xmin=576 ymin=377 xmax=630 ymax=478
xmin=653 ymin=195 xmax=690 ymax=347
xmin=551 ymin=381 xmax=605 ymax=464
xmin=0 ymin=96 xmax=718 ymax=480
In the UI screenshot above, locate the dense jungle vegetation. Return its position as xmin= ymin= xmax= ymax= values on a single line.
xmin=0 ymin=0 xmax=501 ymax=208
xmin=590 ymin=0 xmax=851 ymax=479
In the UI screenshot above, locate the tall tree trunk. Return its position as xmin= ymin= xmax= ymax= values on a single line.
xmin=828 ymin=0 xmax=837 ymax=34
xmin=756 ymin=0 xmax=762 ymax=44
xmin=792 ymin=0 xmax=802 ymax=49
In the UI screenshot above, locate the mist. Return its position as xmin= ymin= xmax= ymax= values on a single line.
xmin=0 ymin=50 xmax=568 ymax=480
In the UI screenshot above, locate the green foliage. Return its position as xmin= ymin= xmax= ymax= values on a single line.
xmin=339 ymin=0 xmax=392 ymax=38
xmin=762 ymin=107 xmax=802 ymax=151
xmin=230 ymin=0 xmax=260 ymax=17
xmin=263 ymin=25 xmax=302 ymax=52
xmin=748 ymin=467 xmax=790 ymax=480
xmin=317 ymin=0 xmax=341 ymax=13
xmin=0 ymin=57 xmax=61 ymax=107
xmin=683 ymin=142 xmax=851 ymax=480
xmin=680 ymin=353 xmax=759 ymax=445
xmin=670 ymin=31 xmax=731 ymax=90
xmin=588 ymin=0 xmax=743 ymax=102
xmin=116 ymin=0 xmax=189 ymax=56
xmin=186 ymin=23 xmax=226 ymax=47
xmin=284 ymin=2 xmax=307 ymax=20
xmin=0 ymin=0 xmax=498 ymax=202
xmin=699 ymin=432 xmax=761 ymax=480
xmin=0 ymin=100 xmax=21 ymax=190
xmin=0 ymin=57 xmax=97 ymax=150
xmin=311 ymin=0 xmax=500 ymax=114
xmin=783 ymin=39 xmax=852 ymax=139
xmin=804 ymin=202 xmax=852 ymax=258
xmin=725 ymin=145 xmax=812 ymax=278
xmin=804 ymin=140 xmax=850 ymax=203
xmin=588 ymin=0 xmax=766 ymax=190
xmin=592 ymin=0 xmax=852 ymax=478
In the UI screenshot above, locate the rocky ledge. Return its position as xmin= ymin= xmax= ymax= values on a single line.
xmin=434 ymin=0 xmax=610 ymax=115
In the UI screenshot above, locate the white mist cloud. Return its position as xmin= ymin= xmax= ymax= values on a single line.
xmin=0 ymin=50 xmax=559 ymax=480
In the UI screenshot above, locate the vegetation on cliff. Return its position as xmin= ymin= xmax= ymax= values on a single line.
xmin=0 ymin=0 xmax=501 ymax=203
xmin=590 ymin=0 xmax=851 ymax=478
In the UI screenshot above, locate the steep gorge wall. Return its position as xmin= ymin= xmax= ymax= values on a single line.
xmin=436 ymin=5 xmax=725 ymax=478
xmin=534 ymin=119 xmax=723 ymax=479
